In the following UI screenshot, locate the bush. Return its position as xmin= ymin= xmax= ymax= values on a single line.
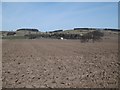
xmin=25 ymin=33 xmax=82 ymax=40
xmin=80 ymin=30 xmax=104 ymax=43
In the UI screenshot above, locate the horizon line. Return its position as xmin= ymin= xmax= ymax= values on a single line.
xmin=1 ymin=27 xmax=120 ymax=32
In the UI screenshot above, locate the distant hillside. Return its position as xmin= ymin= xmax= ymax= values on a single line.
xmin=17 ymin=28 xmax=39 ymax=32
xmin=49 ymin=30 xmax=63 ymax=33
xmin=73 ymin=28 xmax=120 ymax=32
xmin=104 ymin=28 xmax=120 ymax=32
xmin=62 ymin=29 xmax=93 ymax=34
xmin=1 ymin=27 xmax=119 ymax=39
xmin=16 ymin=28 xmax=40 ymax=36
xmin=48 ymin=29 xmax=95 ymax=34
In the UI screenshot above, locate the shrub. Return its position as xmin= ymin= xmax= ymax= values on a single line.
xmin=80 ymin=30 xmax=104 ymax=43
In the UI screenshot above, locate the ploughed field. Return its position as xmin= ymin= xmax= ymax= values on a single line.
xmin=2 ymin=38 xmax=119 ymax=88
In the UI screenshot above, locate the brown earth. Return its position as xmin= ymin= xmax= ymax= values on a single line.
xmin=0 ymin=40 xmax=2 ymax=89
xmin=2 ymin=35 xmax=119 ymax=88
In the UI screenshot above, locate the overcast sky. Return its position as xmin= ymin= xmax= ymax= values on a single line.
xmin=2 ymin=2 xmax=118 ymax=31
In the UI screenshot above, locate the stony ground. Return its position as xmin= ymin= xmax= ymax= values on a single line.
xmin=0 ymin=40 xmax=2 ymax=89
xmin=2 ymin=34 xmax=119 ymax=88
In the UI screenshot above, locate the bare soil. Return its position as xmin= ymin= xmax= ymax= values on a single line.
xmin=2 ymin=36 xmax=119 ymax=88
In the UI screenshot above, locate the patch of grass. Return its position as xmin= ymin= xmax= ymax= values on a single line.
xmin=2 ymin=36 xmax=28 ymax=39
